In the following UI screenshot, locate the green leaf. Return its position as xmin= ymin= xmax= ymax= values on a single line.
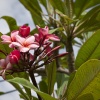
xmin=76 ymin=93 xmax=94 ymax=100
xmin=7 ymin=75 xmax=29 ymax=100
xmin=49 ymin=0 xmax=67 ymax=14
xmin=57 ymin=73 xmax=69 ymax=98
xmin=0 ymin=32 xmax=13 ymax=58
xmin=49 ymin=28 xmax=59 ymax=34
xmin=0 ymin=92 xmax=5 ymax=95
xmin=1 ymin=16 xmax=18 ymax=31
xmin=46 ymin=61 xmax=56 ymax=95
xmin=75 ymin=30 xmax=100 ymax=69
xmin=67 ymin=59 xmax=100 ymax=100
xmin=8 ymin=77 xmax=56 ymax=100
xmin=74 ymin=0 xmax=100 ymax=18
xmin=39 ymin=80 xmax=48 ymax=93
xmin=39 ymin=0 xmax=47 ymax=9
xmin=19 ymin=0 xmax=45 ymax=26
xmin=18 ymin=72 xmax=31 ymax=99
xmin=56 ymin=9 xmax=73 ymax=21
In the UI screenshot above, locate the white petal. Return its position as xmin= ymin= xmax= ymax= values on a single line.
xmin=16 ymin=35 xmax=25 ymax=45
xmin=19 ymin=47 xmax=29 ymax=52
xmin=12 ymin=42 xmax=22 ymax=47
xmin=28 ymin=43 xmax=39 ymax=49
xmin=25 ymin=36 xmax=35 ymax=45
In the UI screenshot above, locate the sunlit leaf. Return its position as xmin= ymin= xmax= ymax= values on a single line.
xmin=19 ymin=0 xmax=45 ymax=26
xmin=76 ymin=93 xmax=94 ymax=100
xmin=57 ymin=73 xmax=69 ymax=98
xmin=1 ymin=16 xmax=18 ymax=31
xmin=74 ymin=0 xmax=100 ymax=18
xmin=75 ymin=30 xmax=100 ymax=68
xmin=8 ymin=77 xmax=56 ymax=100
xmin=7 ymin=75 xmax=29 ymax=100
xmin=67 ymin=59 xmax=100 ymax=100
xmin=46 ymin=61 xmax=56 ymax=95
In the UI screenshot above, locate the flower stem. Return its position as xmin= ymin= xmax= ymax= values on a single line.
xmin=29 ymin=70 xmax=42 ymax=100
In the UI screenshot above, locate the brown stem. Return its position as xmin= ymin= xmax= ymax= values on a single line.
xmin=28 ymin=70 xmax=42 ymax=100
xmin=66 ymin=36 xmax=75 ymax=73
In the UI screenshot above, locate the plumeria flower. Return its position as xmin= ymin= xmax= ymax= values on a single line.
xmin=0 ymin=56 xmax=12 ymax=79
xmin=12 ymin=35 xmax=39 ymax=52
xmin=35 ymin=26 xmax=60 ymax=44
xmin=1 ymin=31 xmax=19 ymax=48
xmin=9 ymin=50 xmax=21 ymax=64
xmin=19 ymin=25 xmax=30 ymax=38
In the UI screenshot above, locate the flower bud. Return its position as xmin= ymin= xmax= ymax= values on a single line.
xmin=19 ymin=25 xmax=30 ymax=37
xmin=9 ymin=50 xmax=20 ymax=64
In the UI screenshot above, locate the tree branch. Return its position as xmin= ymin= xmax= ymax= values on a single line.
xmin=33 ymin=67 xmax=69 ymax=75
xmin=29 ymin=70 xmax=42 ymax=100
xmin=66 ymin=36 xmax=75 ymax=73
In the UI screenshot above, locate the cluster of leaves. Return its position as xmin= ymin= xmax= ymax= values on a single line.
xmin=0 ymin=0 xmax=100 ymax=100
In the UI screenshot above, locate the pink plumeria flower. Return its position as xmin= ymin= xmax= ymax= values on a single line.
xmin=19 ymin=25 xmax=30 ymax=38
xmin=1 ymin=31 xmax=19 ymax=48
xmin=12 ymin=35 xmax=39 ymax=52
xmin=9 ymin=50 xmax=21 ymax=64
xmin=36 ymin=26 xmax=60 ymax=44
xmin=0 ymin=56 xmax=12 ymax=79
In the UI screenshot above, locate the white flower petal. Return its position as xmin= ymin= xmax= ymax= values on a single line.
xmin=16 ymin=35 xmax=25 ymax=45
xmin=20 ymin=47 xmax=29 ymax=52
xmin=25 ymin=36 xmax=35 ymax=45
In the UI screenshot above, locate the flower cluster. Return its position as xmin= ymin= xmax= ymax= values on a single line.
xmin=0 ymin=25 xmax=67 ymax=79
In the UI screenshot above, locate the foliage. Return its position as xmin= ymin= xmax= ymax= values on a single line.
xmin=0 ymin=0 xmax=100 ymax=100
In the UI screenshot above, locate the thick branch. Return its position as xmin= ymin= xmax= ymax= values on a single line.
xmin=66 ymin=36 xmax=75 ymax=73
xmin=33 ymin=67 xmax=69 ymax=75
xmin=29 ymin=70 xmax=42 ymax=100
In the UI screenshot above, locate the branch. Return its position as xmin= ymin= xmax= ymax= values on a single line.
xmin=29 ymin=70 xmax=42 ymax=100
xmin=33 ymin=67 xmax=69 ymax=75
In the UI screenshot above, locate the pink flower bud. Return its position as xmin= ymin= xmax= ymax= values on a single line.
xmin=19 ymin=25 xmax=30 ymax=37
xmin=9 ymin=50 xmax=20 ymax=64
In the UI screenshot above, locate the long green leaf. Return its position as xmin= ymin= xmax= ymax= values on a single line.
xmin=8 ymin=77 xmax=56 ymax=100
xmin=75 ymin=30 xmax=100 ymax=69
xmin=74 ymin=0 xmax=100 ymax=18
xmin=39 ymin=0 xmax=47 ymax=9
xmin=57 ymin=73 xmax=69 ymax=98
xmin=19 ymin=0 xmax=45 ymax=26
xmin=7 ymin=75 xmax=29 ymax=100
xmin=49 ymin=0 xmax=67 ymax=14
xmin=46 ymin=61 xmax=56 ymax=94
xmin=1 ymin=16 xmax=18 ymax=31
xmin=76 ymin=93 xmax=94 ymax=100
xmin=18 ymin=72 xmax=31 ymax=99
xmin=67 ymin=59 xmax=100 ymax=100
xmin=0 ymin=33 xmax=13 ymax=58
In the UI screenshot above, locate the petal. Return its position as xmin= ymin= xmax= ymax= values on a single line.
xmin=28 ymin=43 xmax=39 ymax=49
xmin=12 ymin=42 xmax=22 ymax=47
xmin=6 ymin=63 xmax=12 ymax=70
xmin=1 ymin=35 xmax=11 ymax=43
xmin=19 ymin=47 xmax=29 ymax=52
xmin=11 ymin=31 xmax=19 ymax=41
xmin=5 ymin=56 xmax=10 ymax=64
xmin=19 ymin=25 xmax=30 ymax=37
xmin=15 ymin=35 xmax=25 ymax=45
xmin=2 ymin=70 xmax=6 ymax=79
xmin=37 ymin=25 xmax=49 ymax=35
xmin=0 ymin=59 xmax=6 ymax=68
xmin=25 ymin=36 xmax=35 ymax=45
xmin=10 ymin=50 xmax=20 ymax=59
xmin=34 ymin=34 xmax=39 ymax=42
xmin=47 ymin=34 xmax=60 ymax=41
xmin=9 ymin=43 xmax=15 ymax=48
